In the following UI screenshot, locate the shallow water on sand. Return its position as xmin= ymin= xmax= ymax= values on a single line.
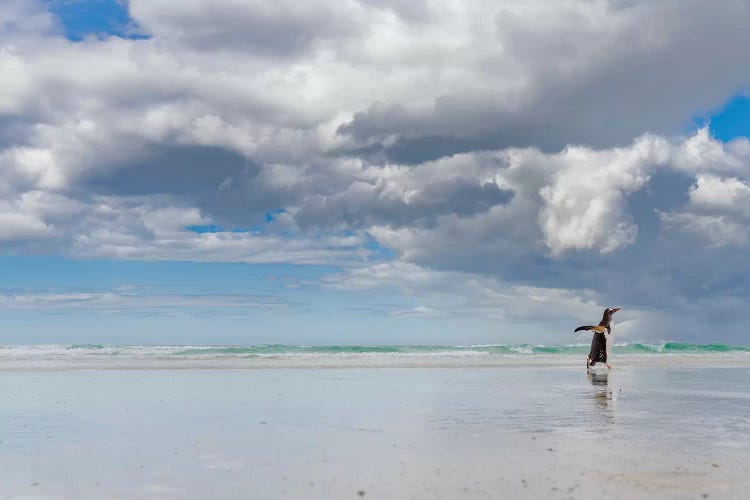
xmin=1 ymin=366 xmax=749 ymax=498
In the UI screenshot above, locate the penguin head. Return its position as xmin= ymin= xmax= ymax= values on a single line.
xmin=602 ymin=307 xmax=621 ymax=322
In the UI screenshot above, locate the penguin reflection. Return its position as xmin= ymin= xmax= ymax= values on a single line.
xmin=586 ymin=370 xmax=616 ymax=423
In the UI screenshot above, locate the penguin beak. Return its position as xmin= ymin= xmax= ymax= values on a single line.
xmin=612 ymin=307 xmax=621 ymax=313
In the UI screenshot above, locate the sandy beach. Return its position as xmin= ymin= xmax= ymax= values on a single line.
xmin=2 ymin=362 xmax=749 ymax=499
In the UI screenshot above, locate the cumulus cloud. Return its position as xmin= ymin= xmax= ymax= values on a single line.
xmin=0 ymin=211 xmax=53 ymax=241
xmin=63 ymin=199 xmax=371 ymax=265
xmin=349 ymin=130 xmax=750 ymax=264
xmin=659 ymin=173 xmax=750 ymax=247
xmin=336 ymin=1 xmax=750 ymax=161
xmin=538 ymin=135 xmax=672 ymax=255
xmin=293 ymin=156 xmax=514 ymax=230
xmin=688 ymin=174 xmax=750 ymax=215
xmin=659 ymin=212 xmax=748 ymax=247
xmin=130 ymin=0 xmax=362 ymax=56
xmin=649 ymin=131 xmax=750 ymax=249
xmin=2 ymin=0 xmax=750 ymax=341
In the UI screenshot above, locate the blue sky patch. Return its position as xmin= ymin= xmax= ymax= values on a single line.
xmin=187 ymin=224 xmax=224 ymax=234
xmin=45 ymin=0 xmax=148 ymax=41
xmin=265 ymin=209 xmax=287 ymax=223
xmin=694 ymin=94 xmax=750 ymax=142
xmin=708 ymin=95 xmax=750 ymax=142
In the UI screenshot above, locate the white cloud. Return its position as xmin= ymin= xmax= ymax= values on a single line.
xmin=658 ymin=173 xmax=750 ymax=247
xmin=1 ymin=121 xmax=749 ymax=267
xmin=356 ymin=130 xmax=750 ymax=263
xmin=3 ymin=0 xmax=750 ymax=193
xmin=322 ymin=258 xmax=719 ymax=342
xmin=688 ymin=174 xmax=750 ymax=216
xmin=390 ymin=305 xmax=436 ymax=317
xmin=68 ymin=209 xmax=371 ymax=265
xmin=0 ymin=289 xmax=290 ymax=312
xmin=323 ymin=260 xmax=607 ymax=323
xmin=538 ymin=135 xmax=671 ymax=255
xmin=659 ymin=212 xmax=747 ymax=247
xmin=0 ymin=211 xmax=54 ymax=240
xmin=670 ymin=128 xmax=750 ymax=174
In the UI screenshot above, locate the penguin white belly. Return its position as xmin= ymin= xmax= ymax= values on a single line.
xmin=604 ymin=330 xmax=613 ymax=363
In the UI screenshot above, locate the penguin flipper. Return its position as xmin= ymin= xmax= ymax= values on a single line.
xmin=574 ymin=325 xmax=607 ymax=333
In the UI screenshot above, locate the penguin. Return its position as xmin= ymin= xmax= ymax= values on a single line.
xmin=574 ymin=307 xmax=621 ymax=370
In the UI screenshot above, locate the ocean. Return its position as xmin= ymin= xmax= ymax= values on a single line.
xmin=1 ymin=342 xmax=749 ymax=370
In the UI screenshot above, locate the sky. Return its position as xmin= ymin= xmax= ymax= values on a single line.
xmin=1 ymin=0 xmax=749 ymax=345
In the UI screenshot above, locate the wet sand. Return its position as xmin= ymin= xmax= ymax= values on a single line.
xmin=1 ymin=366 xmax=749 ymax=498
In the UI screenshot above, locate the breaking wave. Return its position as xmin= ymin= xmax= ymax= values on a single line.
xmin=3 ymin=342 xmax=749 ymax=358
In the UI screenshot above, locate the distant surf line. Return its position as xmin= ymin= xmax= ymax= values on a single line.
xmin=4 ymin=342 xmax=746 ymax=357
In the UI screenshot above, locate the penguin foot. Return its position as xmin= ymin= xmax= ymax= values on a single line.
xmin=606 ymin=363 xmax=613 ymax=369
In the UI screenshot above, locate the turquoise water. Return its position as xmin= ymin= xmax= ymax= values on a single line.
xmin=1 ymin=343 xmax=747 ymax=370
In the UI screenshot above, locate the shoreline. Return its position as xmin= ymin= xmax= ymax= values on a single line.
xmin=1 ymin=353 xmax=750 ymax=370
